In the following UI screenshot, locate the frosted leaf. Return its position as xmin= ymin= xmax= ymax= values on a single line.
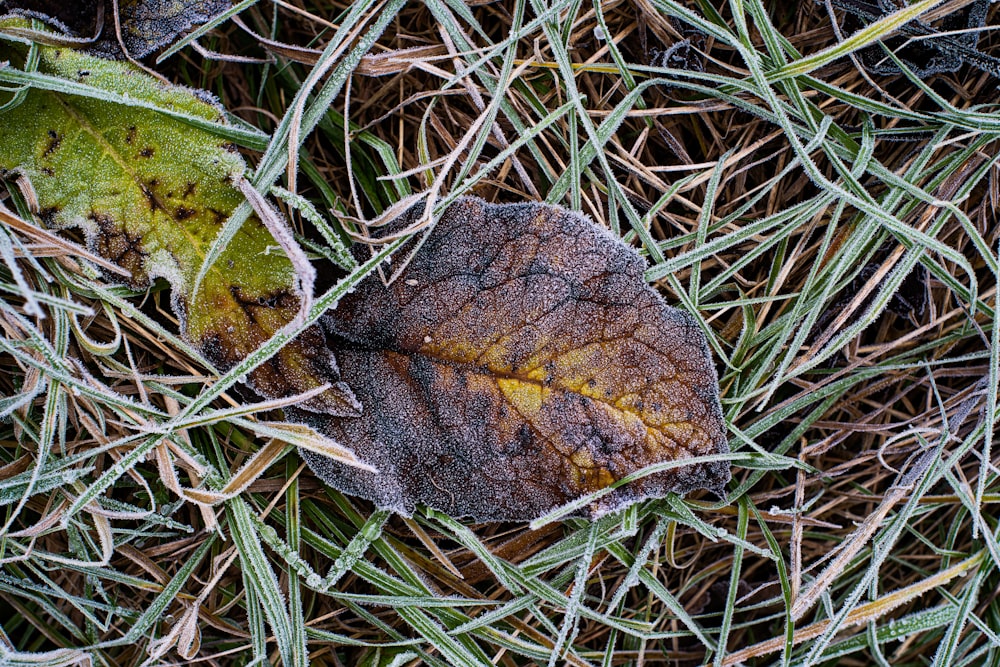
xmin=1 ymin=0 xmax=231 ymax=59
xmin=836 ymin=0 xmax=1000 ymax=78
xmin=298 ymin=198 xmax=729 ymax=522
xmin=0 ymin=23 xmax=360 ymax=415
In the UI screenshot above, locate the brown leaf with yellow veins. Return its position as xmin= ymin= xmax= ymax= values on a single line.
xmin=299 ymin=198 xmax=729 ymax=522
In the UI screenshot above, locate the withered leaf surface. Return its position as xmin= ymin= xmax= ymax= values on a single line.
xmin=300 ymin=198 xmax=729 ymax=522
xmin=836 ymin=0 xmax=1000 ymax=78
xmin=0 ymin=24 xmax=359 ymax=416
xmin=1 ymin=0 xmax=230 ymax=58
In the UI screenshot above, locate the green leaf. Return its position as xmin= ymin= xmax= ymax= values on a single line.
xmin=0 ymin=20 xmax=360 ymax=415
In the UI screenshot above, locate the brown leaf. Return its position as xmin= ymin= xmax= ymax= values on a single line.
xmin=2 ymin=0 xmax=229 ymax=58
xmin=299 ymin=198 xmax=729 ymax=522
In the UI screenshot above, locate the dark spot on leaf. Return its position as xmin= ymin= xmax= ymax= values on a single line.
xmin=40 ymin=167 xmax=54 ymax=177
xmin=76 ymin=69 xmax=90 ymax=81
xmin=125 ymin=126 xmax=137 ymax=145
xmin=139 ymin=147 xmax=154 ymax=158
xmin=38 ymin=206 xmax=60 ymax=225
xmin=183 ymin=182 xmax=196 ymax=198
xmin=229 ymin=285 xmax=297 ymax=324
xmin=257 ymin=292 xmax=295 ymax=308
xmin=221 ymin=142 xmax=238 ymax=153
xmin=175 ymin=206 xmax=196 ymax=221
xmin=198 ymin=332 xmax=231 ymax=368
xmin=43 ymin=130 xmax=61 ymax=157
xmin=517 ymin=423 xmax=535 ymax=453
xmin=140 ymin=184 xmax=161 ymax=212
xmin=90 ymin=211 xmax=146 ymax=284
xmin=208 ymin=207 xmax=226 ymax=224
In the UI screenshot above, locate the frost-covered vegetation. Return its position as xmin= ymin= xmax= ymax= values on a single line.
xmin=0 ymin=1 xmax=998 ymax=665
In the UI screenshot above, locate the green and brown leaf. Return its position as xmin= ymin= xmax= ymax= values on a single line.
xmin=0 ymin=19 xmax=360 ymax=415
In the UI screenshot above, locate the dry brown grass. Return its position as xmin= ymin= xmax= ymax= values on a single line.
xmin=1 ymin=0 xmax=999 ymax=665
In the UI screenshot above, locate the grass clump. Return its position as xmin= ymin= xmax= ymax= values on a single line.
xmin=1 ymin=0 xmax=999 ymax=665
